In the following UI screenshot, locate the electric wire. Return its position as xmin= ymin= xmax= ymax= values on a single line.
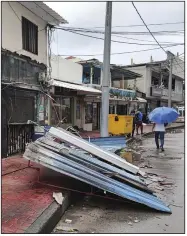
xmin=131 ymin=2 xmax=184 ymax=73
xmin=57 ymin=44 xmax=184 ymax=57
xmin=77 ymin=21 xmax=184 ymax=29
xmin=131 ymin=2 xmax=167 ymax=54
xmin=55 ymin=27 xmax=184 ymax=46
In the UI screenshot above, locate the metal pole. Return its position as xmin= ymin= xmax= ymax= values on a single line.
xmin=100 ymin=2 xmax=112 ymax=137
xmin=167 ymin=52 xmax=173 ymax=107
xmin=48 ymin=98 xmax=51 ymax=125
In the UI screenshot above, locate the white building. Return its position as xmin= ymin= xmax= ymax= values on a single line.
xmin=49 ymin=55 xmax=101 ymax=131
xmin=124 ymin=53 xmax=184 ymax=112
xmin=2 ymin=2 xmax=67 ymax=65
xmin=1 ymin=2 xmax=67 ymax=157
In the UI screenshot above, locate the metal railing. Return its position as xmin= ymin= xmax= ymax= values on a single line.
xmin=7 ymin=124 xmax=34 ymax=156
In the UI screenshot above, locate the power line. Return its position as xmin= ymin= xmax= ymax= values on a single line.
xmin=8 ymin=2 xmax=46 ymax=32
xmin=131 ymin=2 xmax=184 ymax=73
xmin=58 ymin=44 xmax=184 ymax=57
xmin=60 ymin=27 xmax=184 ymax=35
xmin=131 ymin=2 xmax=167 ymax=54
xmin=111 ymin=34 xmax=182 ymax=44
xmin=88 ymin=21 xmax=184 ymax=29
xmin=56 ymin=27 xmax=184 ymax=46
xmin=8 ymin=2 xmax=21 ymax=21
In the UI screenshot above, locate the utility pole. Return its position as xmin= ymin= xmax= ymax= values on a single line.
xmin=167 ymin=51 xmax=173 ymax=107
xmin=100 ymin=2 xmax=112 ymax=137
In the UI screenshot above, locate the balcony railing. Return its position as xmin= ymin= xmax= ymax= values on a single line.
xmin=150 ymin=86 xmax=183 ymax=102
xmin=162 ymin=89 xmax=183 ymax=102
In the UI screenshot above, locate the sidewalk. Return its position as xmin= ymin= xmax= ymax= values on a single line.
xmin=2 ymin=157 xmax=69 ymax=233
xmin=80 ymin=122 xmax=184 ymax=138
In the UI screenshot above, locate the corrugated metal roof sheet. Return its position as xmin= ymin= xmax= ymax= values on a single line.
xmin=23 ymin=138 xmax=171 ymax=213
xmin=85 ymin=136 xmax=126 ymax=153
xmin=49 ymin=127 xmax=139 ymax=174
xmin=50 ymin=80 xmax=102 ymax=94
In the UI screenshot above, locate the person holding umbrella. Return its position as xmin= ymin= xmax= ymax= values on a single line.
xmin=152 ymin=122 xmax=167 ymax=151
xmin=149 ymin=107 xmax=179 ymax=151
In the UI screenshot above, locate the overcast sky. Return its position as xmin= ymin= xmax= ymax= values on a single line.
xmin=46 ymin=2 xmax=184 ymax=65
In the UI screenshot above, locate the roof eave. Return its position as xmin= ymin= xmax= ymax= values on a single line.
xmin=20 ymin=2 xmax=68 ymax=26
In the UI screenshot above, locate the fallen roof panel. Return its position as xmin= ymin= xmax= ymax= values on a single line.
xmin=35 ymin=137 xmax=149 ymax=191
xmin=48 ymin=127 xmax=139 ymax=174
xmin=85 ymin=136 xmax=126 ymax=152
xmin=23 ymin=142 xmax=171 ymax=213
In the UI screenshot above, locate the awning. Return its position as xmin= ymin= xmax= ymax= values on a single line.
xmin=51 ymin=80 xmax=101 ymax=94
xmin=136 ymin=97 xmax=147 ymax=103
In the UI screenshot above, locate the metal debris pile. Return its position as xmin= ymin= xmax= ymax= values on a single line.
xmin=23 ymin=127 xmax=171 ymax=213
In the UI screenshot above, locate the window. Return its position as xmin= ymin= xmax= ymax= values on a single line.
xmin=172 ymin=78 xmax=175 ymax=90
xmin=51 ymin=97 xmax=72 ymax=125
xmin=82 ymin=66 xmax=90 ymax=84
xmin=92 ymin=67 xmax=101 ymax=85
xmin=22 ymin=17 xmax=38 ymax=55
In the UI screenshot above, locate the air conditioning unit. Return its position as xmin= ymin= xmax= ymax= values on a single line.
xmin=37 ymin=72 xmax=46 ymax=82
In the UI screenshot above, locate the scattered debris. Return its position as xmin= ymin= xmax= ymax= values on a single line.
xmin=168 ymin=204 xmax=183 ymax=208
xmin=65 ymin=219 xmax=72 ymax=224
xmin=134 ymin=219 xmax=140 ymax=223
xmin=55 ymin=226 xmax=79 ymax=232
xmin=128 ymin=222 xmax=133 ymax=226
xmin=140 ymin=163 xmax=153 ymax=169
xmin=53 ymin=192 xmax=64 ymax=205
xmin=160 ymin=181 xmax=174 ymax=186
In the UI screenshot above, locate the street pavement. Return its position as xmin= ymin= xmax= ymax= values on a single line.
xmin=53 ymin=129 xmax=184 ymax=234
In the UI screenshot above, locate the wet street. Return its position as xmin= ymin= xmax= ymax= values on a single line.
xmin=53 ymin=130 xmax=184 ymax=234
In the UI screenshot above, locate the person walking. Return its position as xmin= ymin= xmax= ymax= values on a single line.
xmin=135 ymin=110 xmax=143 ymax=135
xmin=152 ymin=123 xmax=167 ymax=151
xmin=130 ymin=110 xmax=136 ymax=137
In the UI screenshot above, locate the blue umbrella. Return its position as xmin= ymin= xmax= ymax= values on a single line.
xmin=148 ymin=107 xmax=179 ymax=124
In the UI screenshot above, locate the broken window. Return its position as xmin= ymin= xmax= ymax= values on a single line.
xmin=82 ymin=66 xmax=90 ymax=84
xmin=22 ymin=17 xmax=38 ymax=55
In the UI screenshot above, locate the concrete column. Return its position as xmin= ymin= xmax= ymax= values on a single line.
xmin=90 ymin=66 xmax=93 ymax=84
xmin=80 ymin=97 xmax=85 ymax=129
xmin=72 ymin=97 xmax=77 ymax=126
xmin=114 ymin=104 xmax=117 ymax=114
xmin=120 ymin=74 xmax=125 ymax=89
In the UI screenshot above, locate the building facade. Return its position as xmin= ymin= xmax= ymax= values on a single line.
xmin=124 ymin=54 xmax=184 ymax=113
xmin=77 ymin=59 xmax=146 ymax=130
xmin=1 ymin=2 xmax=67 ymax=157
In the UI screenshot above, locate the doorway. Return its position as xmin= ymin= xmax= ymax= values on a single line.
xmin=93 ymin=103 xmax=100 ymax=130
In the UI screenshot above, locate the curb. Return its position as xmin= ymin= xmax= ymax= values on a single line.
xmin=25 ymin=191 xmax=71 ymax=234
xmin=126 ymin=124 xmax=184 ymax=145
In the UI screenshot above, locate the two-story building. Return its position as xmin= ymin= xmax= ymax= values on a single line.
xmin=76 ymin=58 xmax=145 ymax=131
xmin=1 ymin=2 xmax=67 ymax=157
xmin=123 ymin=53 xmax=184 ymax=114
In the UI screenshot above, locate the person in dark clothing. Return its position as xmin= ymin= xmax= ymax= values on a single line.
xmin=130 ymin=110 xmax=136 ymax=137
xmin=135 ymin=110 xmax=143 ymax=135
